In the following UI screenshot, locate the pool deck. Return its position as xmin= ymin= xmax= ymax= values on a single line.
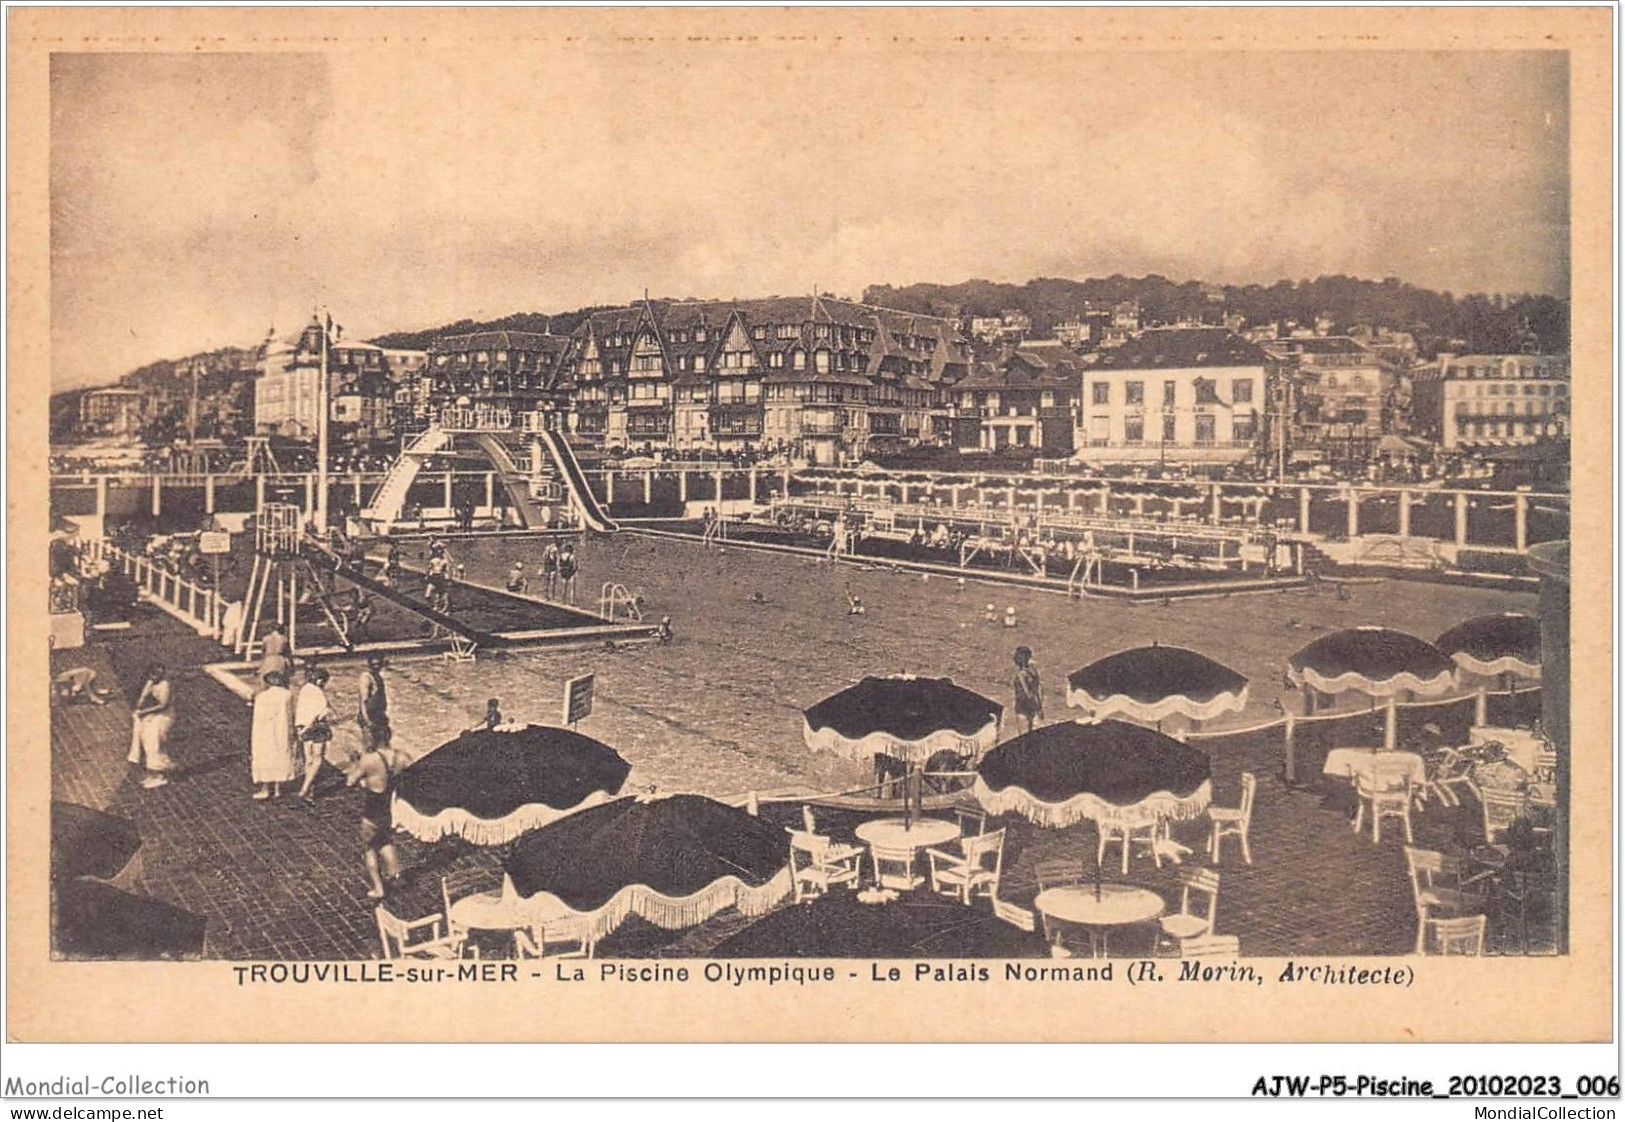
xmin=49 ymin=527 xmax=1546 ymax=960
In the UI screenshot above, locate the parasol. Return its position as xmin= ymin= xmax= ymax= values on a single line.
xmin=973 ymin=718 xmax=1212 ymax=830
xmin=1435 ymin=613 xmax=1542 ymax=680
xmin=1287 ymin=626 xmax=1455 ymax=749
xmin=392 ymin=723 xmax=631 ymax=845
xmin=1436 ymin=612 xmax=1543 ymax=725
xmin=1067 ymin=645 xmax=1248 ymax=726
xmin=502 ymin=794 xmax=792 ymax=945
xmin=802 ymin=675 xmax=1003 ymax=767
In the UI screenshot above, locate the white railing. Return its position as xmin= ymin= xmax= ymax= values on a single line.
xmin=87 ymin=538 xmax=222 ymax=638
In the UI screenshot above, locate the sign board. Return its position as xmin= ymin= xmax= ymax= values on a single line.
xmin=562 ymin=673 xmax=595 ymax=726
xmin=198 ymin=531 xmax=232 ymax=555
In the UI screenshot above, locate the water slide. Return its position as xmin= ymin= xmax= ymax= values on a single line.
xmin=466 ymin=432 xmax=561 ymax=530
xmin=537 ymin=429 xmax=619 ymax=532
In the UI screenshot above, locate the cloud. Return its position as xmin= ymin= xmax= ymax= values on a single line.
xmin=49 ymin=47 xmax=1569 ymax=390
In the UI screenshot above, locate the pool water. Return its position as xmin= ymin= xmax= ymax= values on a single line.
xmin=325 ymin=530 xmax=1535 ymax=803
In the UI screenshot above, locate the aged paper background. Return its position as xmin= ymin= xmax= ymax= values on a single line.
xmin=6 ymin=6 xmax=1613 ymax=1043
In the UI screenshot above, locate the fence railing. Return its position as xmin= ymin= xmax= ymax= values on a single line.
xmin=85 ymin=538 xmax=222 ymax=639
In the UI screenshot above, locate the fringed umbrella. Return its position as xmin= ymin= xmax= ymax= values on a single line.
xmin=1436 ymin=613 xmax=1543 ymax=724
xmin=501 ymin=794 xmax=792 ymax=946
xmin=802 ymin=675 xmax=1003 ymax=767
xmin=393 ymin=723 xmax=631 ymax=845
xmin=1287 ymin=626 xmax=1456 ymax=749
xmin=974 ymin=719 xmax=1212 ymax=830
xmin=52 ymin=802 xmax=142 ymax=882
xmin=1067 ymin=645 xmax=1248 ymax=727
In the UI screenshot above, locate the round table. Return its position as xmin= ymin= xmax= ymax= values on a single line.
xmin=1034 ymin=884 xmax=1165 ymax=958
xmin=854 ymin=817 xmax=960 ymax=890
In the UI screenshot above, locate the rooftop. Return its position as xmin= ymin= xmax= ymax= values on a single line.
xmin=1091 ymin=327 xmax=1269 ymax=372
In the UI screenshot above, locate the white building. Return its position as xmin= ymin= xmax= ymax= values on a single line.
xmin=1412 ymin=353 xmax=1570 ymax=451
xmin=1077 ymin=327 xmax=1270 ymax=464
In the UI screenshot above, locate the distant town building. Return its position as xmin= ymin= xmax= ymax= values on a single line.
xmin=1412 ymin=353 xmax=1570 ymax=451
xmin=950 ymin=341 xmax=1078 ymax=454
xmin=1263 ymin=336 xmax=1400 ymax=461
xmin=1077 ymin=327 xmax=1271 ymax=464
xmin=77 ymin=387 xmax=148 ymax=438
xmin=967 ymin=310 xmax=1032 ymax=344
xmin=254 ymin=316 xmax=427 ymax=440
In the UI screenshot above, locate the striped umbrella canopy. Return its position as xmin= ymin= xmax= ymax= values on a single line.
xmin=393 ymin=724 xmax=631 ymax=846
xmin=1067 ymin=645 xmax=1249 ymax=724
xmin=1286 ymin=626 xmax=1456 ymax=700
xmin=502 ymin=794 xmax=792 ymax=944
xmin=1435 ymin=613 xmax=1543 ymax=679
xmin=803 ymin=675 xmax=1004 ymax=766
xmin=974 ymin=718 xmax=1212 ymax=829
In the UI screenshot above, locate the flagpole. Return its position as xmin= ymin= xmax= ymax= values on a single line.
xmin=317 ymin=313 xmax=331 ymax=534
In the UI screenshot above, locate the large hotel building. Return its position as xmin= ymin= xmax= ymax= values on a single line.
xmin=423 ymin=295 xmax=973 ymax=463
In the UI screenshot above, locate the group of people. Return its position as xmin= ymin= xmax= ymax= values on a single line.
xmin=527 ymin=540 xmax=578 ymax=603
xmin=249 ymin=645 xmax=401 ymax=899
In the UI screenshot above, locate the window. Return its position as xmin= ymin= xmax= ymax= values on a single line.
xmin=792 ymin=350 xmax=806 ymax=371
xmin=695 ymin=329 xmax=708 ymax=343
xmin=770 ymin=353 xmax=785 ymax=369
xmin=1040 ymin=391 xmax=1055 ymax=408
xmin=752 ymin=326 xmax=767 ymax=340
xmin=1125 ymin=381 xmax=1144 ymax=405
xmin=1092 ymin=382 xmax=1110 ymax=405
xmin=495 ymin=351 xmax=508 ymax=363
xmin=777 ymin=325 xmax=798 ymax=339
xmin=1195 ymin=415 xmax=1216 ymax=444
xmin=695 ymin=356 xmax=706 ymax=372
xmin=1163 ymin=413 xmax=1176 ymax=441
xmin=1233 ymin=416 xmax=1256 ymax=442
xmin=1125 ymin=417 xmax=1144 ymax=443
xmin=1233 ymin=379 xmax=1254 ymax=403
xmin=815 ymin=350 xmax=831 ymax=374
xmin=1163 ymin=380 xmax=1176 ymax=407
xmin=1195 ymin=379 xmax=1220 ymax=405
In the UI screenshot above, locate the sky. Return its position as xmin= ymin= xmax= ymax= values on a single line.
xmin=50 ymin=45 xmax=1569 ymax=390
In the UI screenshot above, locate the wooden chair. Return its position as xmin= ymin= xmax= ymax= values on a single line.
xmin=442 ymin=864 xmax=505 ymax=920
xmin=1474 ymin=786 xmax=1529 ymax=860
xmin=1426 ymin=748 xmax=1477 ymax=808
xmin=514 ymin=923 xmax=591 ymax=960
xmin=1179 ymin=934 xmax=1241 ymax=959
xmin=925 ymin=828 xmax=1005 ymax=905
xmin=1352 ymin=772 xmax=1413 ymax=844
xmin=787 ymin=830 xmax=863 ymax=904
xmin=1033 ymin=858 xmax=1085 ymax=893
xmin=1404 ymin=846 xmax=1484 ymax=955
xmin=1532 ymin=747 xmax=1558 ymax=785
xmin=1207 ymin=772 xmax=1256 ymax=865
xmin=1425 ymin=914 xmax=1487 ymax=956
xmin=1098 ymin=811 xmax=1162 ymax=874
xmin=1158 ymin=868 xmax=1220 ymax=951
xmin=375 ymin=904 xmax=464 ymax=960
xmin=954 ymin=806 xmax=988 ymax=838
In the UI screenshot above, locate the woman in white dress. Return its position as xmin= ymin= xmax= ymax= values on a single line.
xmin=127 ymin=663 xmax=176 ymax=790
xmin=251 ymin=670 xmax=297 ymax=800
